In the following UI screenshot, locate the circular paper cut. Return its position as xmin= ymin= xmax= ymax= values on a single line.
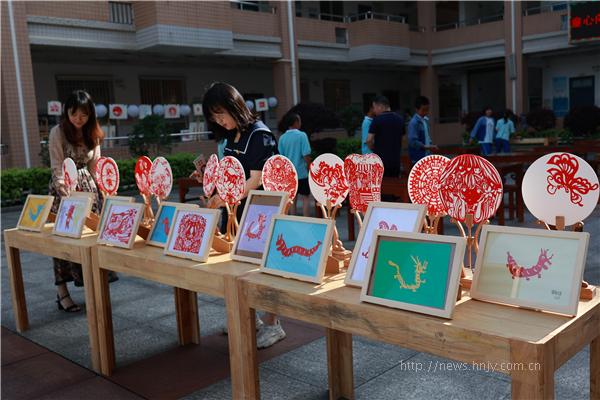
xmin=203 ymin=154 xmax=219 ymax=197
xmin=216 ymin=156 xmax=245 ymax=204
xmin=135 ymin=156 xmax=152 ymax=196
xmin=62 ymin=158 xmax=78 ymax=191
xmin=343 ymin=153 xmax=384 ymax=214
xmin=438 ymin=154 xmax=503 ymax=224
xmin=95 ymin=157 xmax=119 ymax=195
xmin=309 ymin=153 xmax=349 ymax=207
xmin=150 ymin=157 xmax=173 ymax=200
xmin=408 ymin=155 xmax=450 ymax=216
xmin=262 ymin=155 xmax=298 ymax=200
xmin=522 ymin=152 xmax=599 ymax=226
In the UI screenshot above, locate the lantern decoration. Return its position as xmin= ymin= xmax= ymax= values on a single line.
xmin=152 ymin=104 xmax=165 ymax=116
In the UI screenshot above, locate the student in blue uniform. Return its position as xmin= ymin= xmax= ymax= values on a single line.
xmin=278 ymin=112 xmax=312 ymax=217
xmin=470 ymin=106 xmax=495 ymax=156
xmin=495 ymin=110 xmax=515 ymax=153
xmin=202 ymin=82 xmax=285 ymax=349
xmin=408 ymin=96 xmax=438 ymax=164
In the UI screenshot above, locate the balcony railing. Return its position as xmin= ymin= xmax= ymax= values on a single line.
xmin=297 ymin=11 xmax=408 ymax=24
xmin=433 ymin=13 xmax=504 ymax=31
xmin=522 ymin=2 xmax=567 ymax=16
xmin=109 ymin=2 xmax=133 ymax=25
xmin=230 ymin=1 xmax=276 ymax=14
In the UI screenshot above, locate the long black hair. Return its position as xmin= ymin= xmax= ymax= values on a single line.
xmin=60 ymin=90 xmax=104 ymax=150
xmin=278 ymin=112 xmax=300 ymax=133
xmin=202 ymin=82 xmax=256 ymax=141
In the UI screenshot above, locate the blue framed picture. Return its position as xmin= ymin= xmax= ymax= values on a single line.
xmin=147 ymin=202 xmax=198 ymax=247
xmin=261 ymin=215 xmax=333 ymax=283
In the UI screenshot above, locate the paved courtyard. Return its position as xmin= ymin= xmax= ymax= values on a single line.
xmin=2 ymin=185 xmax=598 ymax=399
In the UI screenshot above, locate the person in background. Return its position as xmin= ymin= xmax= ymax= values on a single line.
xmin=366 ymin=96 xmax=405 ymax=177
xmin=48 ymin=90 xmax=117 ymax=312
xmin=278 ymin=112 xmax=312 ymax=217
xmin=495 ymin=109 xmax=515 ymax=153
xmin=203 ymin=82 xmax=284 ymax=349
xmin=408 ymin=96 xmax=438 ymax=164
xmin=361 ymin=104 xmax=374 ymax=155
xmin=470 ymin=106 xmax=495 ymax=156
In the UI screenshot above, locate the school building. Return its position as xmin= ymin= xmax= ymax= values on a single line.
xmin=2 ymin=1 xmax=599 ymax=168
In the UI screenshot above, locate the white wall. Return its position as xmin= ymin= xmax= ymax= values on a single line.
xmin=541 ymin=52 xmax=600 ymax=110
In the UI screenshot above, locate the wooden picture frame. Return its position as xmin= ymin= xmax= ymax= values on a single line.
xmin=17 ymin=195 xmax=54 ymax=232
xmin=147 ymin=202 xmax=199 ymax=247
xmin=360 ymin=230 xmax=466 ymax=319
xmin=231 ymin=190 xmax=289 ymax=264
xmin=97 ymin=201 xmax=144 ymax=249
xmin=260 ymin=215 xmax=333 ymax=284
xmin=345 ymin=202 xmax=426 ymax=287
xmin=98 ymin=195 xmax=134 ymax=232
xmin=52 ymin=195 xmax=93 ymax=238
xmin=470 ymin=225 xmax=589 ymax=316
xmin=163 ymin=208 xmax=221 ymax=262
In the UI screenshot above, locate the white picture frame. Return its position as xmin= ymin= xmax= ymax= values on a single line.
xmin=97 ymin=201 xmax=144 ymax=249
xmin=147 ymin=202 xmax=199 ymax=248
xmin=52 ymin=195 xmax=93 ymax=238
xmin=470 ymin=225 xmax=589 ymax=316
xmin=231 ymin=190 xmax=289 ymax=264
xmin=98 ymin=195 xmax=134 ymax=233
xmin=345 ymin=202 xmax=426 ymax=287
xmin=163 ymin=208 xmax=221 ymax=262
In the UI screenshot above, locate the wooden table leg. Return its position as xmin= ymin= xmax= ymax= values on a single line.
xmin=326 ymin=328 xmax=354 ymax=400
xmin=347 ymin=208 xmax=355 ymax=242
xmin=92 ymin=250 xmax=115 ymax=376
xmin=81 ymin=248 xmax=100 ymax=372
xmin=224 ymin=277 xmax=259 ymax=400
xmin=591 ymin=336 xmax=600 ymax=400
xmin=5 ymin=243 xmax=28 ymax=332
xmin=510 ymin=340 xmax=554 ymax=399
xmin=174 ymin=287 xmax=200 ymax=345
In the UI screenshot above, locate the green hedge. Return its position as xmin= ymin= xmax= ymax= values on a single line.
xmin=335 ymin=138 xmax=361 ymax=160
xmin=1 ymin=153 xmax=197 ymax=206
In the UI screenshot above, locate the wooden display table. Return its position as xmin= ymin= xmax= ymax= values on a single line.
xmin=231 ymin=271 xmax=600 ymax=400
xmin=4 ymin=225 xmax=102 ymax=372
xmin=92 ymin=243 xmax=258 ymax=379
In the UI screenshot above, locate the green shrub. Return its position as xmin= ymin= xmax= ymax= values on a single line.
xmin=335 ymin=138 xmax=361 ymax=159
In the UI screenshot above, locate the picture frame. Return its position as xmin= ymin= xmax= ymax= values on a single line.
xmin=164 ymin=208 xmax=221 ymax=262
xmin=52 ymin=195 xmax=93 ymax=238
xmin=231 ymin=190 xmax=289 ymax=264
xmin=360 ymin=230 xmax=466 ymax=319
xmin=147 ymin=202 xmax=199 ymax=248
xmin=98 ymin=195 xmax=134 ymax=233
xmin=260 ymin=215 xmax=333 ymax=284
xmin=470 ymin=225 xmax=589 ymax=316
xmin=345 ymin=202 xmax=426 ymax=287
xmin=97 ymin=201 xmax=144 ymax=249
xmin=17 ymin=195 xmax=54 ymax=232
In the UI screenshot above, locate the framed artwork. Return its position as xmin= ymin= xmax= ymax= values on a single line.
xmin=360 ymin=231 xmax=466 ymax=319
xmin=522 ymin=152 xmax=599 ymax=226
xmin=260 ymin=215 xmax=333 ymax=284
xmin=231 ymin=190 xmax=289 ymax=264
xmin=17 ymin=195 xmax=54 ymax=232
xmin=98 ymin=196 xmax=134 ymax=233
xmin=147 ymin=202 xmax=198 ymax=247
xmin=470 ymin=225 xmax=589 ymax=316
xmin=52 ymin=195 xmax=93 ymax=238
xmin=164 ymin=208 xmax=221 ymax=262
xmin=97 ymin=202 xmax=144 ymax=249
xmin=345 ymin=202 xmax=426 ymax=287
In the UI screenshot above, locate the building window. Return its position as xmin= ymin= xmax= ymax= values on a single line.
xmin=56 ymin=76 xmax=113 ymax=106
xmin=109 ymin=2 xmax=133 ymax=25
xmin=323 ymin=79 xmax=351 ymax=113
xmin=438 ymin=76 xmax=462 ymax=123
xmin=335 ymin=28 xmax=347 ymax=44
xmin=140 ymin=78 xmax=186 ymax=105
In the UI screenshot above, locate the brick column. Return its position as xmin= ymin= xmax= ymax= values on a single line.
xmin=417 ymin=2 xmax=439 ymax=130
xmin=1 ymin=1 xmax=41 ymax=168
xmin=504 ymin=1 xmax=526 ymax=114
xmin=272 ymin=1 xmax=300 ymax=123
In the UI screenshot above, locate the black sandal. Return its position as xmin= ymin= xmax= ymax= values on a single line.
xmin=56 ymin=294 xmax=81 ymax=313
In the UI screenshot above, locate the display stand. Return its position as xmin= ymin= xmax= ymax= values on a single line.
xmin=212 ymin=201 xmax=239 ymax=253
xmin=538 ymin=216 xmax=596 ymax=300
xmin=318 ymin=200 xmax=352 ymax=273
xmin=453 ymin=213 xmax=488 ymax=290
xmin=141 ymin=193 xmax=154 ymax=228
xmin=423 ymin=214 xmax=442 ymax=234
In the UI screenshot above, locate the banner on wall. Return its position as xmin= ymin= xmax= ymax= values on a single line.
xmin=164 ymin=104 xmax=180 ymax=119
xmin=552 ymin=76 xmax=569 ymax=117
xmin=193 ymin=104 xmax=203 ymax=116
xmin=255 ymin=98 xmax=269 ymax=112
xmin=109 ymin=104 xmax=128 ymax=120
xmin=47 ymin=101 xmax=62 ymax=116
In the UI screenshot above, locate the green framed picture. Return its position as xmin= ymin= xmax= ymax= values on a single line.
xmin=360 ymin=230 xmax=466 ymax=319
